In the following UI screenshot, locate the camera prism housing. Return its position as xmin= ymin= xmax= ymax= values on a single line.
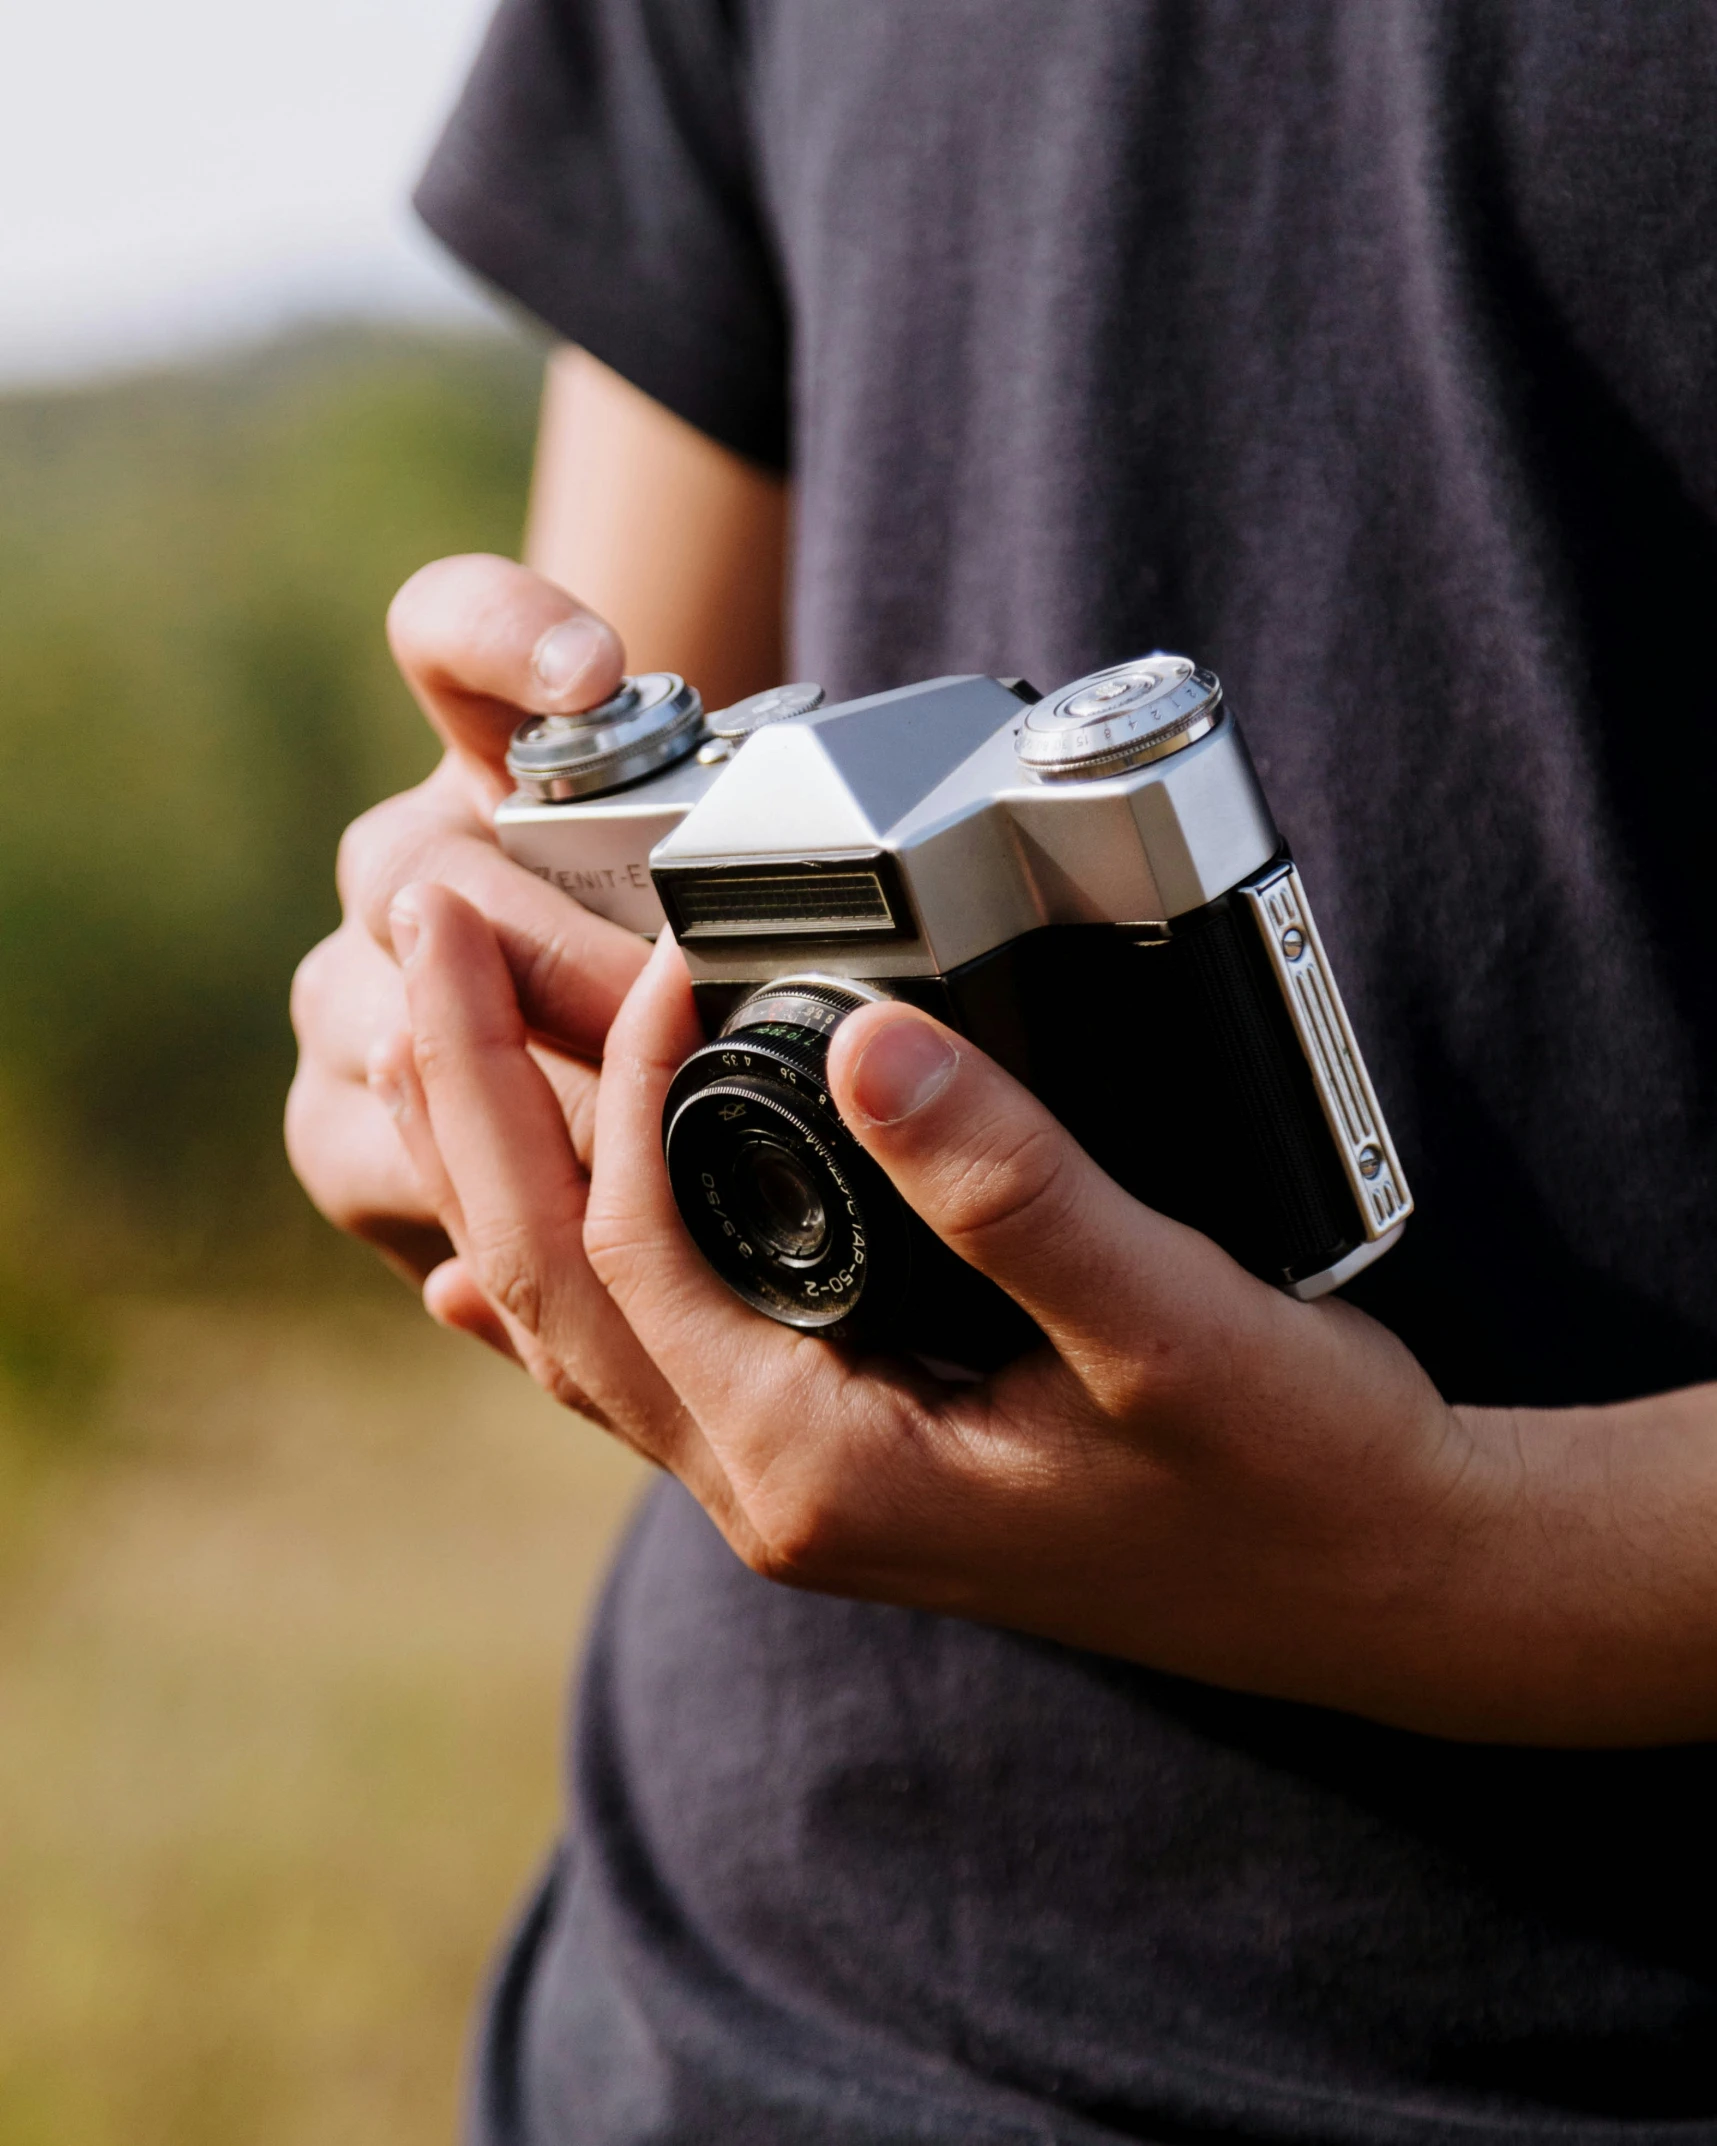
xmin=650 ymin=658 xmax=1411 ymax=1364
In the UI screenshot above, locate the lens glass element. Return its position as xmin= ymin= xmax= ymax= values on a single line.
xmin=727 ymin=1137 xmax=830 ymax=1262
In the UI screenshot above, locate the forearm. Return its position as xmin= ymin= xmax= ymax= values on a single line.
xmin=1429 ymin=1384 xmax=1717 ymax=1745
xmin=525 ymin=346 xmax=789 ymax=710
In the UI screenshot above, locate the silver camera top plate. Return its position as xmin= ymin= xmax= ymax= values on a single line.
xmin=652 ymin=668 xmax=1278 ymax=983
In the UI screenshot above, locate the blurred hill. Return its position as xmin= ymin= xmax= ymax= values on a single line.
xmin=0 ymin=325 xmax=544 ymax=1405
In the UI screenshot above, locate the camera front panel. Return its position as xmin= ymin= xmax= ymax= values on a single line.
xmin=682 ymin=862 xmax=1392 ymax=1320
xmin=495 ymin=750 xmax=722 ymax=936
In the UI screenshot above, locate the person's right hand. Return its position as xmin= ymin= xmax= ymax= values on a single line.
xmin=285 ymin=553 xmax=650 ymax=1348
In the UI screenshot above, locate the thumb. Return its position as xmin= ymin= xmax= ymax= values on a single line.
xmin=826 ymin=1002 xmax=1246 ymax=1358
xmin=386 ymin=553 xmax=627 ymax=804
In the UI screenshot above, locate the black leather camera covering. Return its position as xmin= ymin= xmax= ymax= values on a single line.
xmin=686 ymin=859 xmax=1367 ymax=1359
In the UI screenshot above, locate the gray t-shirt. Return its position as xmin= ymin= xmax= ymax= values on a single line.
xmin=417 ymin=4 xmax=1717 ymax=2137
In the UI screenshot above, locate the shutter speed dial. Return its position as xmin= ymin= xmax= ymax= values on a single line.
xmin=1016 ymin=655 xmax=1222 ymax=780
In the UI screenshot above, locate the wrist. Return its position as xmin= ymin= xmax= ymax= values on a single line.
xmin=1392 ymin=1391 xmax=1717 ymax=1745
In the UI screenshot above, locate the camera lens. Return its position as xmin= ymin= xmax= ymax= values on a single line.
xmin=662 ymin=975 xmax=1039 ymax=1364
xmin=727 ymin=1137 xmax=829 ymax=1262
xmin=662 ymin=978 xmax=906 ymax=1332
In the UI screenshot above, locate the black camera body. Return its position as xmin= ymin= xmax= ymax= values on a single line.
xmin=498 ymin=657 xmax=1411 ymax=1365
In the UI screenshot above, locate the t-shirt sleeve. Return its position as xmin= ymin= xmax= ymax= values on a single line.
xmin=414 ymin=0 xmax=788 ymax=468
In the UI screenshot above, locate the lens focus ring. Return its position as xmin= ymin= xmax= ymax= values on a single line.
xmin=662 ymin=979 xmax=1038 ymax=1365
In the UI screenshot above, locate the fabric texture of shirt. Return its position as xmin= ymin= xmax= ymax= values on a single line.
xmin=416 ymin=3 xmax=1717 ymax=2138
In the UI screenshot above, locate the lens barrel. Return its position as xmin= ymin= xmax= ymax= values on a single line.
xmin=662 ymin=979 xmax=1036 ymax=1364
xmin=662 ymin=981 xmax=902 ymax=1332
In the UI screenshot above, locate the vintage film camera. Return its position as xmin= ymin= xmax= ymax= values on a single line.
xmin=497 ymin=657 xmax=1411 ymax=1364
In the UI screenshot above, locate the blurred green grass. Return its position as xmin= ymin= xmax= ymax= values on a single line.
xmin=0 ymin=1297 xmax=647 ymax=2146
xmin=0 ymin=328 xmax=653 ymax=2143
xmin=0 ymin=324 xmax=542 ymax=1329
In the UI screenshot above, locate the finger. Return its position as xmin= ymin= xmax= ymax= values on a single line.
xmin=371 ymin=1019 xmax=599 ymax=1210
xmin=366 ymin=1034 xmax=532 ymax=1372
xmin=366 ymin=1026 xmax=467 ymax=1230
xmin=585 ymin=938 xmax=964 ymax=1567
xmin=284 ymin=1059 xmax=453 ymax=1279
xmin=423 ymin=1256 xmax=522 ymax=1363
xmin=583 ymin=932 xmax=777 ymax=1368
xmin=336 ymin=766 xmax=649 ymax=1057
xmin=289 ymin=919 xmax=596 ymax=1232
xmin=290 ymin=920 xmax=409 ymax=1082
xmin=386 ymin=554 xmax=625 ymax=803
xmin=584 ymin=937 xmax=908 ymax=1420
xmin=528 ymin=1041 xmax=602 ymax=1174
xmin=392 ymin=884 xmax=700 ymax=1469
xmin=825 ymin=1001 xmax=1274 ymax=1372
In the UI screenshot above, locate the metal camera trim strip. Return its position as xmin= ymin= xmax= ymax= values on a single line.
xmin=1241 ymin=862 xmax=1413 ymax=1245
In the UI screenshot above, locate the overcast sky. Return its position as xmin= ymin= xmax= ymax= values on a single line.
xmin=0 ymin=0 xmax=508 ymax=384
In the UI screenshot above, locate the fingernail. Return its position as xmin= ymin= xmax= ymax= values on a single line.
xmin=848 ymin=1019 xmax=957 ymax=1125
xmin=388 ymin=896 xmax=420 ymax=964
xmin=532 ymin=616 xmax=607 ymax=699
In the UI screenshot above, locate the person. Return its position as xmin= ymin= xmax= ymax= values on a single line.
xmin=286 ymin=3 xmax=1717 ymax=2138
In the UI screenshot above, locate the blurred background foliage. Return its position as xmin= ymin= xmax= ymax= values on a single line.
xmin=0 ymin=325 xmax=541 ymax=1422
xmin=0 ymin=327 xmax=653 ymax=2146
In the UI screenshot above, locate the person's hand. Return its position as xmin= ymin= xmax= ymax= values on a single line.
xmin=285 ymin=554 xmax=649 ymax=1346
xmin=383 ymin=881 xmax=1688 ymax=1740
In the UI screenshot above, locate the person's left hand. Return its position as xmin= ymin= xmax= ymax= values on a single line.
xmin=376 ymin=881 xmax=1592 ymax=1741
